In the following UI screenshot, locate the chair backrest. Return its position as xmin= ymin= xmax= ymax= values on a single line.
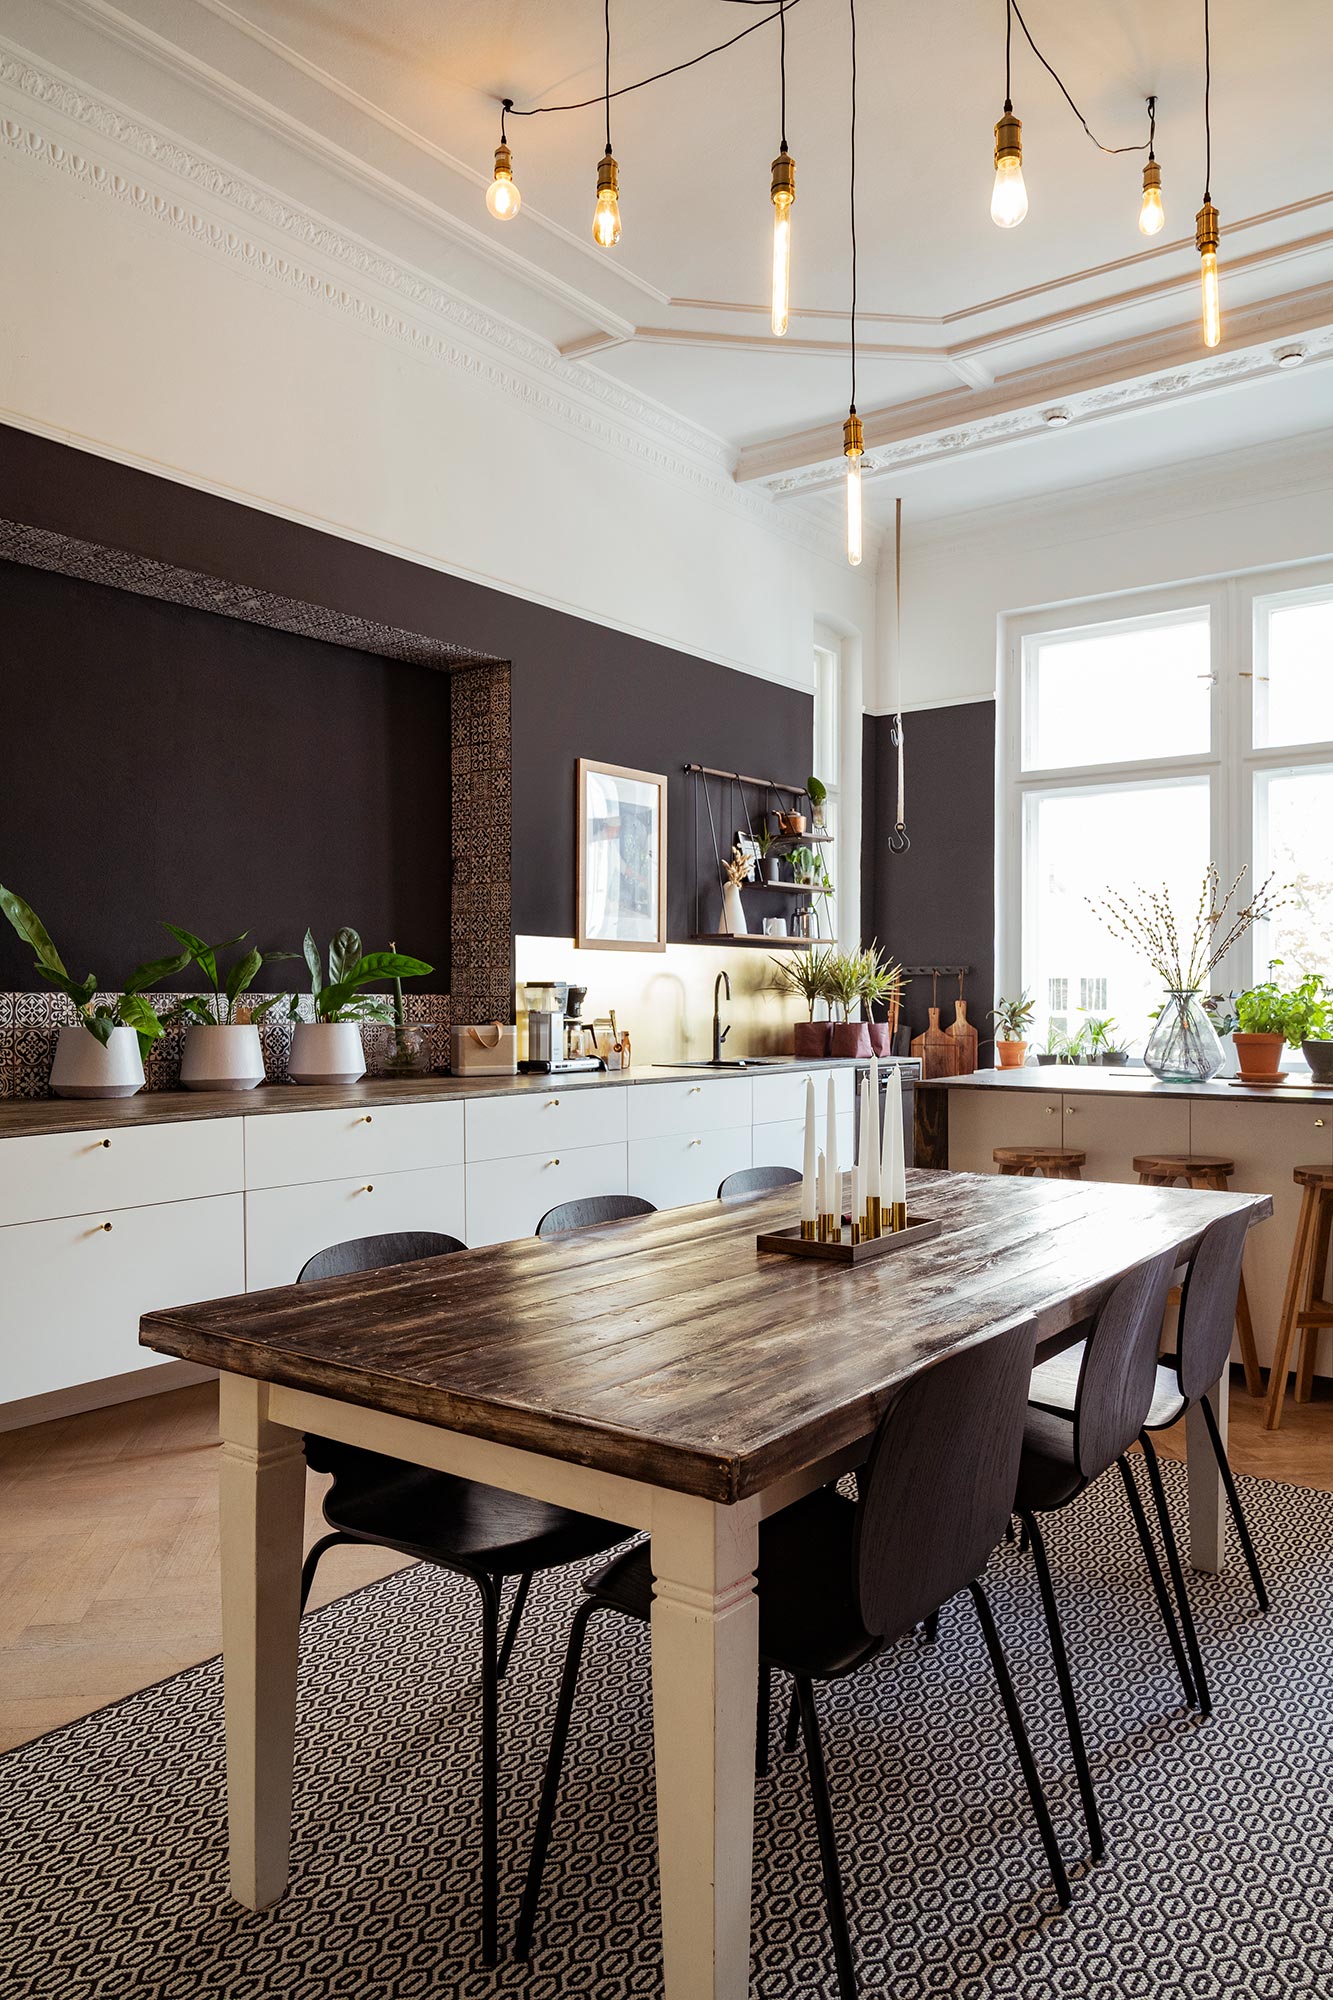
xmin=717 ymin=1165 xmax=802 ymax=1201
xmin=535 ymin=1194 xmax=657 ymax=1239
xmin=296 ymin=1230 xmax=465 ymax=1284
xmin=1175 ymin=1207 xmax=1251 ymax=1403
xmin=1071 ymin=1246 xmax=1179 ymax=1479
xmin=854 ymin=1326 xmax=1036 ymax=1643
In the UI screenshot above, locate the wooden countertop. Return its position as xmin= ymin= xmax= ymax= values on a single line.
xmin=918 ymin=1066 xmax=1333 ymax=1105
xmin=0 ymin=1057 xmax=861 ymax=1142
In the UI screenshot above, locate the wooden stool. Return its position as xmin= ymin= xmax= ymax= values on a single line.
xmin=1133 ymin=1154 xmax=1262 ymax=1398
xmin=1264 ymin=1163 xmax=1333 ymax=1430
xmin=993 ymin=1147 xmax=1085 ymax=1181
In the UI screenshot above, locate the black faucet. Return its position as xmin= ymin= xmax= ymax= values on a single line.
xmin=713 ymin=971 xmax=731 ymax=1063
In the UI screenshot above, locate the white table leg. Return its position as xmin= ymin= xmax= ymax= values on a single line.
xmin=650 ymin=1490 xmax=761 ymax=2000
xmin=218 ymin=1374 xmax=307 ymax=1909
xmin=1185 ymin=1369 xmax=1228 ymax=1573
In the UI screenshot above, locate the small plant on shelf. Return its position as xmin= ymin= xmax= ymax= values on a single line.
xmin=806 ymin=774 xmax=828 ymax=830
xmin=769 ymin=943 xmax=837 ymax=1019
xmin=158 ymin=925 xmax=294 ymax=1028
xmin=294 ymin=927 xmax=432 ymax=1025
xmin=1082 ymin=1014 xmax=1131 ymax=1066
xmin=990 ymin=991 xmax=1035 ymax=1068
xmin=1232 ymin=965 xmax=1329 ymax=1079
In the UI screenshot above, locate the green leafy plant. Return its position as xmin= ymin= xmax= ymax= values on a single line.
xmin=1083 ymin=1014 xmax=1130 ymax=1059
xmin=1234 ymin=965 xmax=1329 ymax=1045
xmin=991 ymin=991 xmax=1036 ymax=1040
xmin=820 ymin=950 xmax=868 ymax=1023
xmin=1202 ymin=993 xmax=1239 ymax=1035
xmin=293 ymin=927 xmax=432 ymax=1024
xmin=159 ymin=925 xmax=295 ymax=1027
xmin=806 ymin=775 xmax=827 ymax=822
xmin=1041 ymin=1018 xmax=1089 ymax=1063
xmin=0 ymin=884 xmax=186 ymax=1054
xmin=856 ymin=941 xmax=904 ymax=1017
xmin=769 ymin=943 xmax=836 ymax=1021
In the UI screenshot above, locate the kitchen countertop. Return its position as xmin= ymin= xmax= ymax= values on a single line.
xmin=919 ymin=1066 xmax=1333 ymax=1104
xmin=0 ymin=1056 xmax=863 ymax=1141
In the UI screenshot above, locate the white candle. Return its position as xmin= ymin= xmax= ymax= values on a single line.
xmin=826 ymin=1075 xmax=840 ymax=1221
xmin=854 ymin=1083 xmax=866 ymax=1225
xmin=801 ymin=1075 xmax=817 ymax=1222
xmin=817 ymin=1147 xmax=827 ymax=1222
xmin=886 ymin=1064 xmax=907 ymax=1206
xmin=866 ymin=1059 xmax=882 ymax=1202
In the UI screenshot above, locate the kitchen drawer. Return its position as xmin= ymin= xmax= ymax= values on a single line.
xmin=627 ymin=1076 xmax=752 ymax=1140
xmin=630 ymin=1128 xmax=752 ymax=1211
xmin=1059 ymin=1094 xmax=1190 ymax=1184
xmin=465 ymin=1088 xmax=627 ymax=1164
xmin=245 ymin=1165 xmax=466 ymax=1292
xmin=0 ymin=1118 xmax=243 ymax=1228
xmin=465 ymin=1142 xmax=628 ymax=1248
xmin=244 ymin=1102 xmax=464 ymax=1191
xmin=0 ymin=1193 xmax=244 ymax=1404
xmin=947 ymin=1089 xmax=1062 ymax=1174
xmin=751 ymin=1066 xmax=855 ymax=1127
xmin=752 ymin=1112 xmax=855 ymax=1174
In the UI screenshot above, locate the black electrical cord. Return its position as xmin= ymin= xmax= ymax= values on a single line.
xmin=1005 ymin=0 xmax=1013 ymax=113
xmin=848 ymin=0 xmax=857 ymax=415
xmin=779 ymin=0 xmax=787 ymax=152
xmin=504 ymin=0 xmax=803 ymax=122
xmin=1203 ymin=0 xmax=1212 ymax=201
xmin=1148 ymin=92 xmax=1157 ymax=162
xmin=603 ymin=0 xmax=611 ymax=152
xmin=1009 ymin=0 xmax=1149 ymax=156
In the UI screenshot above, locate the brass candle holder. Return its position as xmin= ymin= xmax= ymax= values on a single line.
xmin=800 ymin=1218 xmax=818 ymax=1241
xmin=888 ymin=1200 xmax=907 ymax=1232
xmin=864 ymin=1195 xmax=882 ymax=1239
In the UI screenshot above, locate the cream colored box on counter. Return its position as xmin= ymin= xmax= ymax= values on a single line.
xmin=450 ymin=1024 xmax=518 ymax=1075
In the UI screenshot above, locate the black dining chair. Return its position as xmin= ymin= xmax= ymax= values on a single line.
xmin=515 ymin=1327 xmax=1071 ymax=1999
xmin=717 ymin=1164 xmax=802 ymax=1200
xmin=296 ymin=1229 xmax=630 ymax=1966
xmin=535 ymin=1193 xmax=656 ymax=1237
xmin=1018 ymin=1244 xmax=1199 ymax=1864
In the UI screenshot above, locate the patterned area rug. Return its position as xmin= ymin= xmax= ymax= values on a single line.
xmin=3 ymin=1461 xmax=1331 ymax=1999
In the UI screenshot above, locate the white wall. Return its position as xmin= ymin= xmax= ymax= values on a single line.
xmin=877 ymin=432 xmax=1333 ymax=713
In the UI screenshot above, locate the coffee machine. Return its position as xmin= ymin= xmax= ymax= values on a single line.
xmin=519 ymin=982 xmax=604 ymax=1074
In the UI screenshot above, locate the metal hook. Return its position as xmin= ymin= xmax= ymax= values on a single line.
xmin=887 ymin=827 xmax=911 ymax=853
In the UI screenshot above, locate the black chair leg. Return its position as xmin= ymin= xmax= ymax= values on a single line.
xmin=473 ymin=1575 xmax=502 ymax=1967
xmin=496 ymin=1570 xmax=533 ymax=1680
xmin=795 ymin=1677 xmax=858 ymax=2000
xmin=921 ymin=1608 xmax=941 ymax=1644
xmin=784 ymin=1681 xmax=801 ymax=1754
xmin=514 ymin=1597 xmax=600 ymax=1962
xmin=969 ymin=1581 xmax=1072 ymax=1911
xmin=1021 ymin=1512 xmax=1104 ymax=1860
xmin=1116 ymin=1456 xmax=1198 ymax=1711
xmin=1200 ymin=1393 xmax=1270 ymax=1614
xmin=757 ymin=1664 xmax=772 ymax=1777
xmin=298 ymin=1531 xmax=352 ymax=1613
xmin=1138 ymin=1434 xmax=1211 ymax=1717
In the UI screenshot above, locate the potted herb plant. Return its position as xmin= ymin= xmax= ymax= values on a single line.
xmin=0 ymin=885 xmax=184 ymax=1098
xmin=1233 ymin=966 xmax=1327 ymax=1082
xmin=160 ymin=924 xmax=294 ymax=1091
xmin=770 ymin=944 xmax=836 ymax=1058
xmin=858 ymin=944 xmax=904 ymax=1055
xmin=756 ymin=824 xmax=781 ymax=885
xmin=990 ymin=992 xmax=1035 ymax=1068
xmin=1299 ymin=977 xmax=1333 ymax=1083
xmin=822 ymin=949 xmax=871 ymax=1058
xmin=288 ymin=928 xmax=432 ymax=1084
xmin=1083 ymin=1015 xmax=1131 ymax=1067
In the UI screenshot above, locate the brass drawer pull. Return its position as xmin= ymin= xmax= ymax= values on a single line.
xmin=101 ymin=1138 xmax=112 ymax=1150
xmin=360 ymin=1183 xmax=374 ymax=1194
xmin=547 ymin=1157 xmax=561 ymax=1168
xmin=99 ymin=1221 xmax=113 ymax=1234
xmin=359 ymin=1115 xmax=373 ymax=1125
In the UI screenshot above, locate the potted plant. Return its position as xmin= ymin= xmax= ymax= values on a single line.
xmin=770 ymin=944 xmax=836 ymax=1059
xmin=1233 ymin=966 xmax=1327 ymax=1081
xmin=756 ymin=824 xmax=781 ymax=885
xmin=0 ymin=885 xmax=184 ymax=1098
xmin=1035 ymin=1019 xmax=1080 ymax=1066
xmin=1083 ymin=1015 xmax=1131 ymax=1067
xmin=1299 ymin=977 xmax=1333 ymax=1083
xmin=788 ymin=845 xmax=816 ymax=889
xmin=823 ymin=949 xmax=872 ymax=1058
xmin=806 ymin=775 xmax=827 ymax=832
xmin=990 ymin=992 xmax=1035 ymax=1068
xmin=159 ymin=924 xmax=294 ymax=1091
xmin=288 ymin=928 xmax=432 ymax=1084
xmin=858 ymin=944 xmax=905 ymax=1055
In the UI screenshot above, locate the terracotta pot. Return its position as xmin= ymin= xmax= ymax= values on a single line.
xmin=792 ymin=1020 xmax=831 ymax=1059
xmin=995 ymin=1039 xmax=1027 ymax=1069
xmin=867 ymin=1022 xmax=892 ymax=1057
xmin=1232 ymin=1030 xmax=1285 ymax=1080
xmin=829 ymin=1021 xmax=872 ymax=1059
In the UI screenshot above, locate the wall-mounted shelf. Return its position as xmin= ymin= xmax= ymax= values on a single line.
xmin=749 ymin=881 xmax=837 ymax=897
xmin=690 ymin=934 xmax=829 ymax=950
xmin=686 ymin=763 xmax=835 ymax=946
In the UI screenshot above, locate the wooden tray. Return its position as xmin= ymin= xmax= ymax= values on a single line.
xmin=757 ymin=1214 xmax=942 ymax=1262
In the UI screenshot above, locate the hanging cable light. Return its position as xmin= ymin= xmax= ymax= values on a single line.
xmin=1138 ymin=95 xmax=1163 ymax=235
xmin=486 ymin=100 xmax=521 ymax=220
xmin=770 ymin=2 xmax=794 ymax=336
xmin=1196 ymin=0 xmax=1220 ymax=346
xmin=593 ymin=0 xmax=622 ymax=248
xmin=991 ymin=0 xmax=1028 ymax=227
xmin=844 ymin=0 xmax=862 ymax=567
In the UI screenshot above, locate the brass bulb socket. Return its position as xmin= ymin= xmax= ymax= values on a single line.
xmin=994 ymin=109 xmax=1022 ymax=168
xmin=1142 ymin=158 xmax=1162 ymax=196
xmin=1195 ymin=199 xmax=1220 ymax=256
xmin=771 ymin=149 xmax=796 ymax=206
xmin=843 ymin=411 xmax=864 ymax=459
xmin=597 ymin=151 xmax=620 ymax=197
xmin=493 ymin=141 xmax=514 ymax=180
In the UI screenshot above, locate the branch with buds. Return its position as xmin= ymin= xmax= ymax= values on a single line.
xmin=1087 ymin=865 xmax=1286 ymax=992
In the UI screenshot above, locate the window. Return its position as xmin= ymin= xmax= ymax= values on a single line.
xmin=1002 ymin=562 xmax=1333 ymax=1057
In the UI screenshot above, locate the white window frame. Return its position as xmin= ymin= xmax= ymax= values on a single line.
xmin=998 ymin=558 xmax=1333 ymax=1018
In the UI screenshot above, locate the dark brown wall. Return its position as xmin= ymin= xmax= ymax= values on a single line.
xmin=862 ymin=702 xmax=996 ymax=1052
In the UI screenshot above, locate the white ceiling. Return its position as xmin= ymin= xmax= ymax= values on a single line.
xmin=14 ymin=0 xmax=1333 ymax=525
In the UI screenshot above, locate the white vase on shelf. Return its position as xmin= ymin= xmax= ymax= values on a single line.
xmin=722 ymin=883 xmax=748 ymax=937
xmin=180 ymin=1024 xmax=266 ymax=1091
xmin=49 ymin=1023 xmax=145 ymax=1099
xmin=288 ymin=1021 xmax=366 ymax=1085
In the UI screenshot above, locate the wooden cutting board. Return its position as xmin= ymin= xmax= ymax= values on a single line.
xmin=945 ymin=998 xmax=979 ymax=1075
xmin=911 ymin=1006 xmax=962 ymax=1078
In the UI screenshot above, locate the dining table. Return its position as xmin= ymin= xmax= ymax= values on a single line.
xmin=139 ymin=1164 xmax=1270 ymax=2000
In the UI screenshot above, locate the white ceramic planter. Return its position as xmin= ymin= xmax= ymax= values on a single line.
xmin=180 ymin=1024 xmax=266 ymax=1092
xmin=288 ymin=1021 xmax=366 ymax=1085
xmin=49 ymin=1023 xmax=145 ymax=1099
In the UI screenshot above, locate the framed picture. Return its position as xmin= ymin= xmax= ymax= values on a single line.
xmin=576 ymin=758 xmax=668 ymax=951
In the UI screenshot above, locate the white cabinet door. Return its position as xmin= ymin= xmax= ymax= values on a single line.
xmin=244 ymin=1102 xmax=464 ymax=1190
xmin=750 ymin=1067 xmax=855 ymax=1127
xmin=627 ymin=1077 xmax=752 ymax=1140
xmin=0 ymin=1193 xmax=245 ymax=1404
xmin=0 ymin=1119 xmax=243 ymax=1227
xmin=465 ymin=1143 xmax=628 ymax=1248
xmin=629 ymin=1129 xmax=752 ymax=1211
xmin=1189 ymin=1100 xmax=1333 ymax=1374
xmin=1059 ymin=1093 xmax=1191 ymax=1184
xmin=946 ymin=1089 xmax=1064 ymax=1174
xmin=245 ymin=1166 xmax=467 ymax=1291
xmin=465 ymin=1088 xmax=627 ymax=1163
xmin=752 ymin=1112 xmax=855 ymax=1174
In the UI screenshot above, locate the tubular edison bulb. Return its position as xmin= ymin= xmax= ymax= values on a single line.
xmin=844 ymin=412 xmax=864 ymax=568
xmin=1139 ymin=158 xmax=1164 ymax=235
xmin=486 ymin=141 xmax=520 ymax=220
xmin=593 ymin=148 xmax=621 ymax=249
xmin=1197 ymin=200 xmax=1221 ymax=347
xmin=771 ymin=147 xmax=795 ymax=337
xmin=991 ymin=107 xmax=1027 ymax=228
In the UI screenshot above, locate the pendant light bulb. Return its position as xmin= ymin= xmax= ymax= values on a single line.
xmin=991 ymin=107 xmax=1027 ymax=227
xmin=844 ymin=411 xmax=864 ymax=569
xmin=1138 ymin=156 xmax=1164 ymax=235
xmin=593 ymin=147 xmax=621 ymax=248
xmin=486 ymin=139 xmax=521 ymax=220
xmin=771 ymin=147 xmax=795 ymax=337
xmin=1196 ymin=200 xmax=1221 ymax=347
